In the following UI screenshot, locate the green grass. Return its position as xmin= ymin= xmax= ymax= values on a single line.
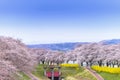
xmin=98 ymin=72 xmax=120 ymax=80
xmin=20 ymin=72 xmax=31 ymax=80
xmin=61 ymin=67 xmax=84 ymax=77
xmin=32 ymin=64 xmax=49 ymax=80
xmin=32 ymin=64 xmax=97 ymax=80
xmin=75 ymin=69 xmax=97 ymax=80
xmin=14 ymin=72 xmax=31 ymax=80
xmin=62 ymin=67 xmax=97 ymax=80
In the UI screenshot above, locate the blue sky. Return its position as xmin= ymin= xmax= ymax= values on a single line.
xmin=0 ymin=0 xmax=120 ymax=44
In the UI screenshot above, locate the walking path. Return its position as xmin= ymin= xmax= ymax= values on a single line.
xmin=85 ymin=67 xmax=104 ymax=80
xmin=25 ymin=72 xmax=41 ymax=80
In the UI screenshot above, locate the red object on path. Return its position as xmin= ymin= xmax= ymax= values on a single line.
xmin=46 ymin=71 xmax=60 ymax=77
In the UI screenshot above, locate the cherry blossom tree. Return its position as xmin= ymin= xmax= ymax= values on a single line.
xmin=0 ymin=61 xmax=17 ymax=80
xmin=0 ymin=36 xmax=36 ymax=80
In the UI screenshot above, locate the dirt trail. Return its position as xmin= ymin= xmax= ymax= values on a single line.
xmin=25 ymin=72 xmax=41 ymax=80
xmin=85 ymin=67 xmax=104 ymax=80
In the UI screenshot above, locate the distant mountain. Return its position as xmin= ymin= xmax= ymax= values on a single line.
xmin=27 ymin=42 xmax=88 ymax=51
xmin=100 ymin=39 xmax=120 ymax=45
xmin=27 ymin=39 xmax=120 ymax=51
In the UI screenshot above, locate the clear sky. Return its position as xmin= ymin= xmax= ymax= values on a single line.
xmin=0 ymin=0 xmax=120 ymax=44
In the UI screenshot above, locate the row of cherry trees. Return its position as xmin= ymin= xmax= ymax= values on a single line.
xmin=33 ymin=43 xmax=120 ymax=68
xmin=73 ymin=43 xmax=120 ymax=67
xmin=30 ymin=48 xmax=65 ymax=65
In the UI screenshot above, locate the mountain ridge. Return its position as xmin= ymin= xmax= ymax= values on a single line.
xmin=27 ymin=39 xmax=120 ymax=51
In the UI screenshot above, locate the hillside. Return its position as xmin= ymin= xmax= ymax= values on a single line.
xmin=27 ymin=42 xmax=88 ymax=51
xmin=27 ymin=39 xmax=120 ymax=51
xmin=100 ymin=39 xmax=120 ymax=45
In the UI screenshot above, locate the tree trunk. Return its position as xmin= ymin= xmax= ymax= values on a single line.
xmin=98 ymin=60 xmax=102 ymax=66
xmin=42 ymin=61 xmax=45 ymax=64
xmin=86 ymin=62 xmax=88 ymax=66
xmin=106 ymin=62 xmax=109 ymax=67
xmin=81 ymin=62 xmax=83 ymax=66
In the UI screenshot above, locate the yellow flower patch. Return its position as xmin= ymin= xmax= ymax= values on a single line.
xmin=60 ymin=63 xmax=79 ymax=68
xmin=92 ymin=65 xmax=120 ymax=74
